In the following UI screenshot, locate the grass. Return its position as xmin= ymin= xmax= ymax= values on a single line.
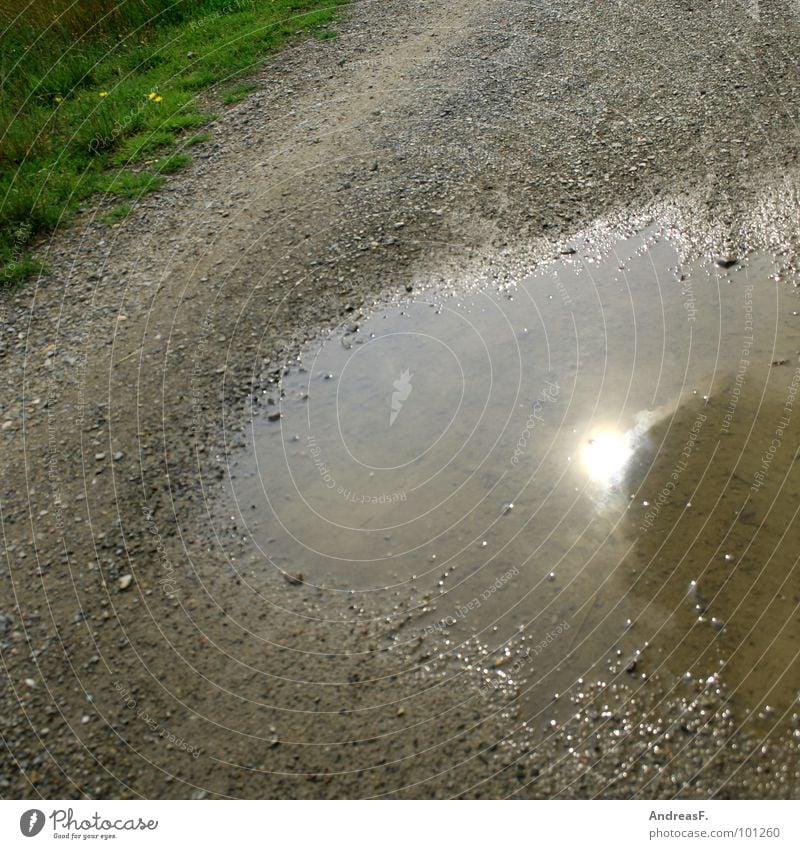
xmin=96 ymin=171 xmax=166 ymax=199
xmin=102 ymin=202 xmax=133 ymax=225
xmin=154 ymin=152 xmax=191 ymax=174
xmin=0 ymin=0 xmax=348 ymax=285
xmin=221 ymin=81 xmax=261 ymax=104
xmin=0 ymin=255 xmax=47 ymax=287
xmin=185 ymin=131 xmax=211 ymax=146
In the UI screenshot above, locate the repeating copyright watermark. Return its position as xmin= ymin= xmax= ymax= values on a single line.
xmin=142 ymin=506 xmax=177 ymax=597
xmin=720 ymin=284 xmax=753 ymax=433
xmin=639 ymin=410 xmax=706 ymax=532
xmin=113 ymin=681 xmax=200 ymax=759
xmin=510 ymin=378 xmax=560 ymax=466
xmin=306 ymin=434 xmax=407 ymax=503
xmin=418 ymin=565 xmax=520 ymax=639
xmin=476 ymin=621 xmax=571 ymax=700
xmin=1 ymin=221 xmax=32 ymax=281
xmin=751 ymin=365 xmax=800 ymax=493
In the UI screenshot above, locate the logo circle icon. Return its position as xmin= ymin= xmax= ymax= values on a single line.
xmin=19 ymin=809 xmax=45 ymax=837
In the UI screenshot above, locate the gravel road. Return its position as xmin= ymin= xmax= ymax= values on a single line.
xmin=3 ymin=0 xmax=800 ymax=799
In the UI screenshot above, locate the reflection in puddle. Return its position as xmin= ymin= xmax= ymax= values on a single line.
xmin=622 ymin=388 xmax=800 ymax=724
xmin=582 ymin=409 xmax=659 ymax=492
xmin=226 ymin=226 xmax=800 ymax=728
xmin=583 ymin=428 xmax=637 ymax=485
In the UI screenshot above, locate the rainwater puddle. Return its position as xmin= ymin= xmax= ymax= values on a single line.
xmin=225 ymin=226 xmax=800 ymax=725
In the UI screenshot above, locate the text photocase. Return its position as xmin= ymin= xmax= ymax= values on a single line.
xmin=390 ymin=369 xmax=414 ymax=426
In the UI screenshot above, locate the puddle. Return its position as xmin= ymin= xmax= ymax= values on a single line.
xmin=225 ymin=226 xmax=800 ymax=725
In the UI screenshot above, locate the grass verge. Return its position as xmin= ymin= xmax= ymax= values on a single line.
xmin=0 ymin=0 xmax=348 ymax=286
xmin=101 ymin=203 xmax=133 ymax=225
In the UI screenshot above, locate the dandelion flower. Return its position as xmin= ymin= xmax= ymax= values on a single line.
xmin=99 ymin=91 xmax=109 ymax=97
xmin=154 ymin=95 xmax=163 ymax=103
xmin=148 ymin=92 xmax=157 ymax=100
xmin=54 ymin=95 xmax=63 ymax=103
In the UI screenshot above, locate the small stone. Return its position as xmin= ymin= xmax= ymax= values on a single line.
xmin=25 ymin=678 xmax=36 ymax=689
xmin=283 ymin=572 xmax=304 ymax=586
xmin=118 ymin=574 xmax=133 ymax=590
xmin=113 ymin=451 xmax=124 ymax=461
xmin=267 ymin=412 xmax=281 ymax=422
xmin=716 ymin=256 xmax=738 ymax=269
xmin=94 ymin=452 xmax=106 ymax=461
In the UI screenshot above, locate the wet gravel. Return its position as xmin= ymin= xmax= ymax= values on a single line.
xmin=2 ymin=0 xmax=800 ymax=798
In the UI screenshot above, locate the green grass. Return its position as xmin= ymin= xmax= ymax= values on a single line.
xmin=0 ymin=255 xmax=47 ymax=287
xmin=0 ymin=0 xmax=348 ymax=285
xmin=102 ymin=202 xmax=133 ymax=225
xmin=154 ymin=152 xmax=191 ymax=174
xmin=221 ymin=81 xmax=261 ymax=104
xmin=113 ymin=128 xmax=176 ymax=163
xmin=96 ymin=171 xmax=166 ymax=199
xmin=185 ymin=131 xmax=211 ymax=146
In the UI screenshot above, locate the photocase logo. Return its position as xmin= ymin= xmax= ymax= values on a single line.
xmin=20 ymin=809 xmax=45 ymax=837
xmin=389 ymin=369 xmax=413 ymax=426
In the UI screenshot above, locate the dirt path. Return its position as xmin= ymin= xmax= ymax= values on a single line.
xmin=3 ymin=0 xmax=800 ymax=799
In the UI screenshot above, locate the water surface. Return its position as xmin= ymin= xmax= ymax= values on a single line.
xmin=226 ymin=227 xmax=800 ymax=724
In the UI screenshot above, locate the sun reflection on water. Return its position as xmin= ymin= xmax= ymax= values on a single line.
xmin=581 ymin=429 xmax=636 ymax=486
xmin=580 ymin=410 xmax=660 ymax=491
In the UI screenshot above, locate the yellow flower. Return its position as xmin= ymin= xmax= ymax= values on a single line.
xmin=54 ymin=95 xmax=63 ymax=103
xmin=147 ymin=92 xmax=157 ymax=100
xmin=153 ymin=95 xmax=162 ymax=103
xmin=99 ymin=91 xmax=109 ymax=97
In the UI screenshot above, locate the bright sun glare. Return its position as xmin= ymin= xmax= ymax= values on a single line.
xmin=581 ymin=429 xmax=635 ymax=486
